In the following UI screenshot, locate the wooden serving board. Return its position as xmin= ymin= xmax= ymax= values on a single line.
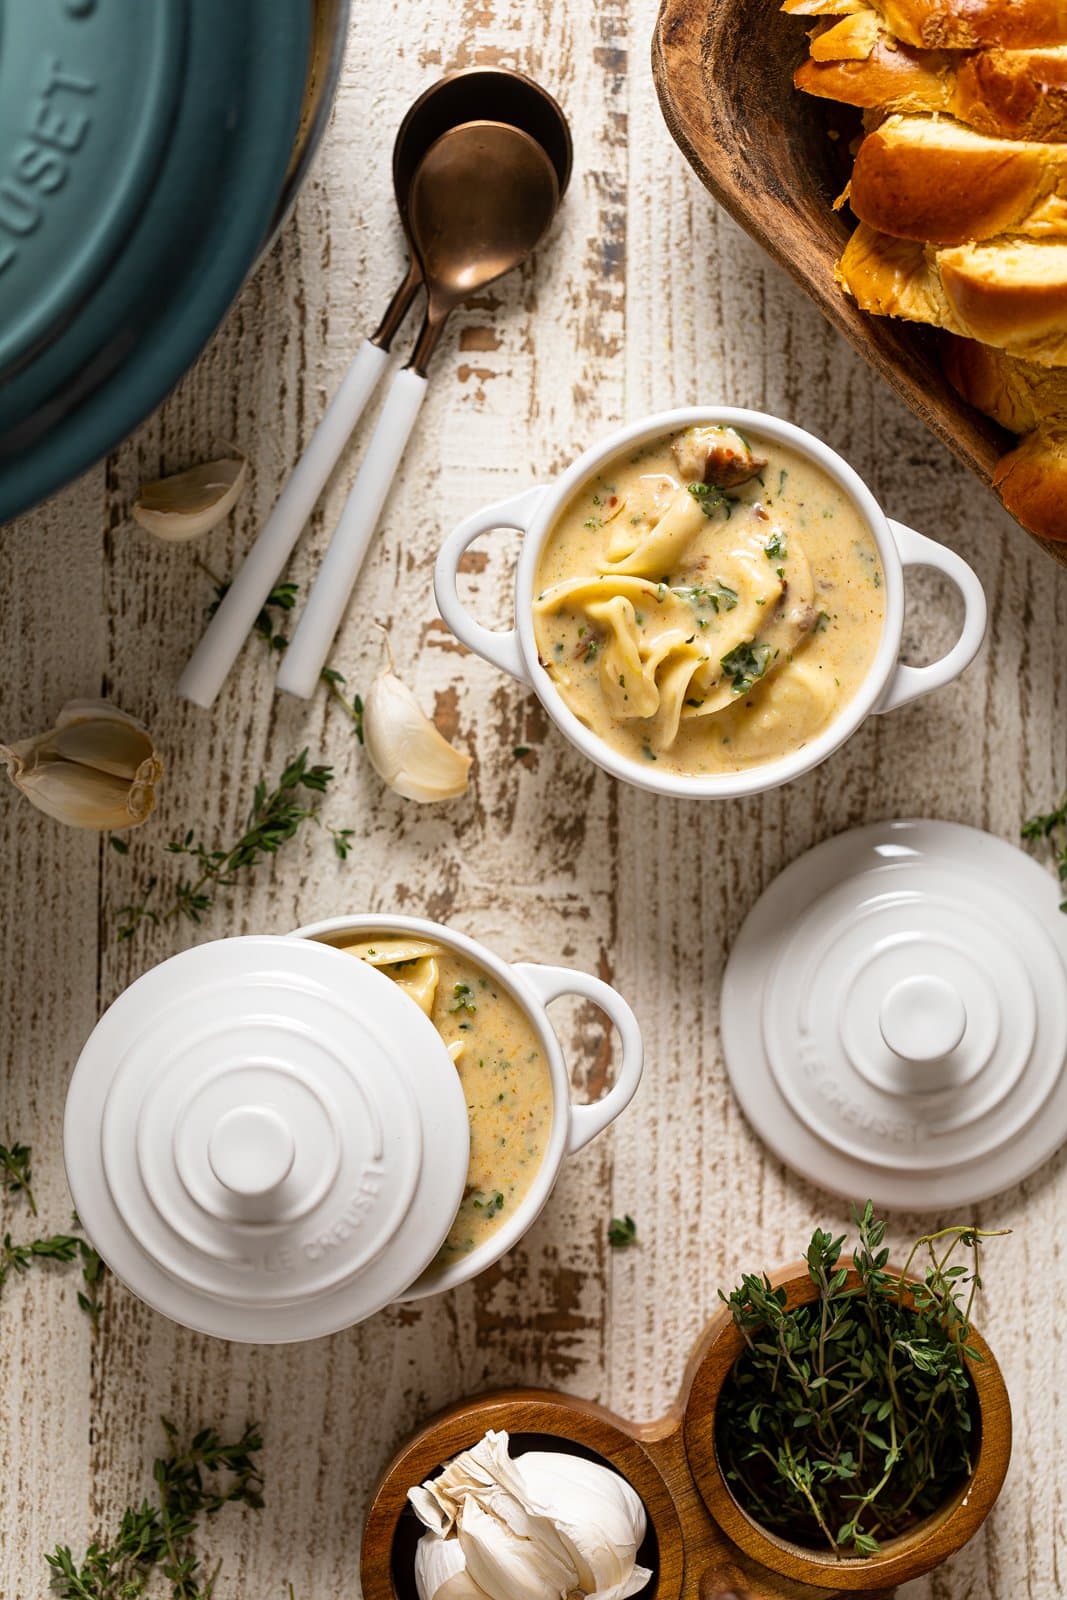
xmin=651 ymin=0 xmax=1067 ymax=568
xmin=360 ymin=1268 xmax=1011 ymax=1600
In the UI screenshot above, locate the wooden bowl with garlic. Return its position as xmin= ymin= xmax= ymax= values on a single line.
xmin=361 ymin=1216 xmax=1011 ymax=1599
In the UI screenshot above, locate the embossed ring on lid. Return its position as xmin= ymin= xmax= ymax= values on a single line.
xmin=64 ymin=936 xmax=470 ymax=1342
xmin=723 ymin=820 xmax=1067 ymax=1208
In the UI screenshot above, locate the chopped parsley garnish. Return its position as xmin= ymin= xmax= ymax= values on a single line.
xmin=765 ymin=529 xmax=787 ymax=560
xmin=721 ymin=640 xmax=772 ymax=693
xmin=473 ymin=1191 xmax=505 ymax=1216
xmin=688 ymin=481 xmax=738 ymax=519
xmin=813 ymin=610 xmax=831 ymax=633
xmin=449 ymin=982 xmax=477 ymax=1015
xmin=675 ymin=581 xmax=739 ymax=614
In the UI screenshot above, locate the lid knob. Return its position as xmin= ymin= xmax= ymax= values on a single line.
xmin=207 ymin=1104 xmax=296 ymax=1197
xmin=879 ymin=975 xmax=967 ymax=1065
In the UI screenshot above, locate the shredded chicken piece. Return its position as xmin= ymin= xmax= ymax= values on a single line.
xmin=672 ymin=425 xmax=768 ymax=488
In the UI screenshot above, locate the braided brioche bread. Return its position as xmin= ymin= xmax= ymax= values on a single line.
xmin=838 ymin=226 xmax=1067 ymax=363
xmin=797 ymin=41 xmax=1067 ymax=141
xmin=847 ymin=116 xmax=1067 ymax=242
xmin=784 ymin=0 xmax=1067 ymax=50
xmin=786 ymin=0 xmax=1067 ymax=536
xmin=941 ymin=337 xmax=1067 ymax=542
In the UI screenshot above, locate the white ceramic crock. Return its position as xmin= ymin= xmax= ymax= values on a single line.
xmin=63 ymin=915 xmax=642 ymax=1343
xmin=434 ymin=407 xmax=988 ymax=798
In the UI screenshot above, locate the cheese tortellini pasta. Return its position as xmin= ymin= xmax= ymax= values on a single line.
xmin=533 ymin=425 xmax=886 ymax=776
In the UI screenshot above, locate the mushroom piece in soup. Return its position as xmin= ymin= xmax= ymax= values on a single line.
xmin=331 ymin=935 xmax=553 ymax=1268
xmin=532 ymin=426 xmax=886 ymax=776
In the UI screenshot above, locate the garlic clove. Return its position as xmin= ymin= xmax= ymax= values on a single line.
xmin=0 ymin=700 xmax=162 ymax=830
xmin=415 ymin=1533 xmax=490 ymax=1600
xmin=515 ymin=1452 xmax=649 ymax=1600
xmin=363 ymin=668 xmax=471 ymax=804
xmin=458 ymin=1498 xmax=578 ymax=1600
xmin=132 ymin=456 xmax=247 ymax=542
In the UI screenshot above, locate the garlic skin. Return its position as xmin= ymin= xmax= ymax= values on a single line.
xmin=132 ymin=456 xmax=247 ymax=542
xmin=0 ymin=700 xmax=163 ymax=830
xmin=410 ymin=1430 xmax=651 ymax=1600
xmin=362 ymin=665 xmax=471 ymax=804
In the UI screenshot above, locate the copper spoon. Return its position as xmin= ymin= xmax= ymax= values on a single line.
xmin=276 ymin=121 xmax=560 ymax=699
xmin=178 ymin=70 xmax=570 ymax=710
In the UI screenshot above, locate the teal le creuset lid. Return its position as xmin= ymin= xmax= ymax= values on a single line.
xmin=0 ymin=0 xmax=312 ymax=524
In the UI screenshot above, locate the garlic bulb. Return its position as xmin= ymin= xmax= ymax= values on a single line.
xmin=132 ymin=456 xmax=247 ymax=542
xmin=0 ymin=700 xmax=162 ymax=830
xmin=363 ymin=639 xmax=471 ymax=803
xmin=410 ymin=1430 xmax=651 ymax=1600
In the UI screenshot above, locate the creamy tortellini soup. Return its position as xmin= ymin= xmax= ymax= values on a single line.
xmin=533 ymin=425 xmax=886 ymax=776
xmin=328 ymin=934 xmax=552 ymax=1269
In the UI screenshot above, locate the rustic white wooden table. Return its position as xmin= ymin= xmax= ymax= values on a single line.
xmin=2 ymin=5 xmax=1065 ymax=1597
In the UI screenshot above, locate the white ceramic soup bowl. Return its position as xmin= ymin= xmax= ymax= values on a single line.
xmin=435 ymin=407 xmax=988 ymax=798
xmin=292 ymin=913 xmax=643 ymax=1299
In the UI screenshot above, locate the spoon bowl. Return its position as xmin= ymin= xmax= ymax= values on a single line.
xmin=406 ymin=121 xmax=560 ymax=373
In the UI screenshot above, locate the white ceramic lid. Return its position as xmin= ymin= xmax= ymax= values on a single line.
xmin=64 ymin=936 xmax=470 ymax=1342
xmin=721 ymin=819 xmax=1067 ymax=1209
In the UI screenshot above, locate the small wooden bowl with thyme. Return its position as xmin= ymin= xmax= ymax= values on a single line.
xmin=362 ymin=1207 xmax=1010 ymax=1600
xmin=684 ymin=1206 xmax=1012 ymax=1592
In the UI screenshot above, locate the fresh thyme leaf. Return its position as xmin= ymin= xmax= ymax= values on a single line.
xmin=1022 ymin=791 xmax=1067 ymax=911
xmin=721 ymin=641 xmax=772 ymax=694
xmin=513 ymin=745 xmax=532 ymax=759
xmin=117 ymin=752 xmax=335 ymax=936
xmin=46 ymin=1418 xmax=264 ymax=1599
xmin=715 ymin=1203 xmax=1008 ymax=1557
xmin=329 ymin=826 xmax=355 ymax=862
xmin=608 ymin=1214 xmax=638 ymax=1249
xmin=107 ymin=834 xmax=129 ymax=856
xmin=0 ymin=1138 xmax=36 ymax=1214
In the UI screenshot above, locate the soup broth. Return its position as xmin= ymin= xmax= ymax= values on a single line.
xmin=330 ymin=934 xmax=553 ymax=1269
xmin=533 ymin=425 xmax=886 ymax=776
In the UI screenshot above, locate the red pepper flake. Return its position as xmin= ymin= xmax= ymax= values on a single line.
xmin=608 ymin=495 xmax=618 ymax=506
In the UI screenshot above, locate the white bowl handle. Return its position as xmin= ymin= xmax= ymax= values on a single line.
xmin=874 ymin=521 xmax=987 ymax=715
xmin=433 ymin=487 xmax=550 ymax=682
xmin=513 ymin=963 xmax=644 ymax=1156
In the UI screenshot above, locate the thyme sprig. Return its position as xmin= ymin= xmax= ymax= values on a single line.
xmin=0 ymin=1145 xmax=105 ymax=1322
xmin=46 ymin=1418 xmax=264 ymax=1599
xmin=1022 ymin=791 xmax=1067 ymax=911
xmin=203 ymin=570 xmax=363 ymax=739
xmin=715 ymin=1203 xmax=1007 ymax=1557
xmin=117 ymin=750 xmax=336 ymax=938
xmin=0 ymin=1137 xmax=36 ymax=1213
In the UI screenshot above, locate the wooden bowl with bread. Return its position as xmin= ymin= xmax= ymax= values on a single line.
xmin=652 ymin=0 xmax=1067 ymax=565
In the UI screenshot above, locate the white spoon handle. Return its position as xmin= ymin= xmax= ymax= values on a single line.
xmin=276 ymin=366 xmax=428 ymax=700
xmin=177 ymin=338 xmax=391 ymax=709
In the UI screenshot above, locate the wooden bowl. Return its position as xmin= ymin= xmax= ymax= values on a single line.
xmin=651 ymin=0 xmax=1067 ymax=568
xmin=361 ymin=1263 xmax=1011 ymax=1600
